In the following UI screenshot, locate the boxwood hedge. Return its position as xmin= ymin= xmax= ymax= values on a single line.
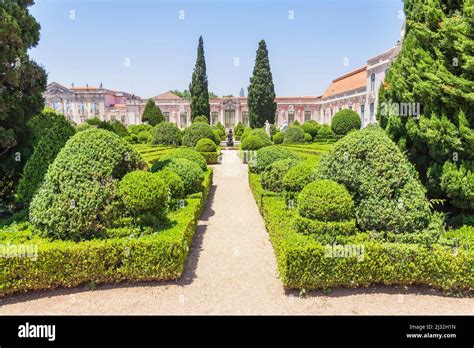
xmin=0 ymin=169 xmax=213 ymax=297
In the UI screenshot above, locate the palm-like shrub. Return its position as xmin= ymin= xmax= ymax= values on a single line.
xmin=30 ymin=128 xmax=145 ymax=241
xmin=151 ymin=122 xmax=182 ymax=147
xmin=331 ymin=109 xmax=361 ymax=135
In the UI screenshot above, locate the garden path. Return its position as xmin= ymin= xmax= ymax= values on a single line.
xmin=0 ymin=150 xmax=472 ymax=314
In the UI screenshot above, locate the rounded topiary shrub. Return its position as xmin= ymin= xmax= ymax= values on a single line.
xmin=182 ymin=122 xmax=215 ymax=147
xmin=241 ymin=135 xmax=264 ymax=150
xmin=240 ymin=127 xmax=252 ymax=141
xmin=252 ymin=145 xmax=300 ymax=173
xmin=151 ymin=157 xmax=203 ymax=194
xmin=331 ymin=109 xmax=361 ymax=135
xmin=30 ymin=128 xmax=145 ymax=241
xmin=304 ymin=133 xmax=312 ymax=143
xmin=283 ymin=126 xmax=305 ymax=144
xmin=98 ymin=120 xmax=128 ymax=137
xmin=317 ymin=124 xmax=336 ymax=140
xmin=272 ymin=131 xmax=284 ymax=144
xmin=137 ymin=130 xmax=151 ymax=143
xmin=301 ymin=120 xmax=320 ymax=139
xmin=159 ymin=147 xmax=207 ymax=171
xmin=195 ymin=138 xmax=217 ymax=153
xmin=234 ymin=122 xmax=245 ymax=137
xmin=317 ymin=126 xmax=431 ymax=233
xmin=249 ymin=128 xmax=272 ymax=147
xmin=119 ymin=171 xmax=168 ymax=217
xmin=151 ymin=122 xmax=182 ymax=147
xmin=283 ymin=163 xmax=317 ymax=193
xmin=298 ymin=179 xmax=354 ymax=221
xmin=16 ymin=109 xmax=76 ymax=206
xmin=192 ymin=115 xmax=209 ymax=124
xmin=153 ymin=169 xmax=185 ymax=199
xmin=261 ymin=158 xmax=301 ymax=192
xmin=212 ymin=129 xmax=222 ymax=145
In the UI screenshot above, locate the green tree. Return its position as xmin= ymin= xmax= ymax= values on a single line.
xmin=247 ymin=40 xmax=277 ymax=128
xmin=378 ymin=0 xmax=474 ymax=223
xmin=189 ymin=36 xmax=210 ymax=121
xmin=141 ymin=98 xmax=164 ymax=126
xmin=0 ymin=0 xmax=47 ymax=211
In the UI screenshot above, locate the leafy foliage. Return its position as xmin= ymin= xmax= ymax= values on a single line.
xmin=189 ymin=36 xmax=210 ymax=120
xmin=316 ymin=124 xmax=336 ymax=140
xmin=241 ymin=135 xmax=264 ymax=151
xmin=141 ymin=99 xmax=164 ymax=126
xmin=300 ymin=120 xmax=320 ymax=139
xmin=317 ymin=127 xmax=431 ymax=233
xmin=331 ymin=109 xmax=361 ymax=135
xmin=252 ymin=145 xmax=299 ymax=173
xmin=247 ymin=40 xmax=277 ymax=128
xmin=182 ymin=122 xmax=215 ymax=148
xmin=282 ymin=163 xmax=317 ymax=193
xmin=195 ymin=138 xmax=217 ymax=153
xmin=151 ymin=157 xmax=203 ymax=195
xmin=283 ymin=126 xmax=305 ymax=144
xmin=151 ymin=121 xmax=182 ymax=147
xmin=30 ymin=128 xmax=145 ymax=241
xmin=153 ymin=169 xmax=185 ymax=199
xmin=158 ymin=147 xmax=207 ymax=171
xmin=98 ymin=120 xmax=128 ymax=137
xmin=261 ymin=158 xmax=300 ymax=192
xmin=272 ymin=131 xmax=284 ymax=144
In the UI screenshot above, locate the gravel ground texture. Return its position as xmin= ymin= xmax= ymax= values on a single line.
xmin=0 ymin=150 xmax=472 ymax=315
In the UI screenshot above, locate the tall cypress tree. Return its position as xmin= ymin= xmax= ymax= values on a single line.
xmin=247 ymin=40 xmax=277 ymax=128
xmin=378 ymin=0 xmax=473 ymax=224
xmin=189 ymin=36 xmax=210 ymax=121
xmin=0 ymin=0 xmax=47 ymax=211
xmin=141 ymin=98 xmax=164 ymax=126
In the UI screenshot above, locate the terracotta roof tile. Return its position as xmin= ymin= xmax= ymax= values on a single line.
xmin=322 ymin=66 xmax=367 ymax=98
xmin=155 ymin=92 xmax=182 ymax=100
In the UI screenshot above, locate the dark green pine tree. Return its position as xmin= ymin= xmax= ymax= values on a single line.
xmin=141 ymin=98 xmax=164 ymax=126
xmin=378 ymin=0 xmax=474 ymax=224
xmin=189 ymin=36 xmax=210 ymax=121
xmin=247 ymin=40 xmax=277 ymax=128
xmin=0 ymin=0 xmax=47 ymax=211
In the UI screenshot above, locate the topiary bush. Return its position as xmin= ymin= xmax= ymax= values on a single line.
xmin=16 ymin=109 xmax=76 ymax=206
xmin=30 ymin=128 xmax=145 ymax=241
xmin=212 ymin=129 xmax=222 ymax=145
xmin=241 ymin=135 xmax=264 ymax=151
xmin=151 ymin=121 xmax=182 ymax=147
xmin=304 ymin=133 xmax=312 ymax=143
xmin=137 ymin=130 xmax=151 ymax=143
xmin=182 ymin=122 xmax=215 ymax=147
xmin=118 ymin=170 xmax=168 ymax=225
xmin=283 ymin=126 xmax=305 ymax=144
xmin=272 ymin=131 xmax=284 ymax=144
xmin=153 ymin=169 xmax=185 ymax=199
xmin=151 ymin=157 xmax=203 ymax=195
xmin=192 ymin=115 xmax=209 ymax=124
xmin=261 ymin=158 xmax=301 ymax=192
xmin=195 ymin=138 xmax=217 ymax=153
xmin=317 ymin=126 xmax=431 ymax=233
xmin=252 ymin=145 xmax=300 ymax=173
xmin=298 ymin=179 xmax=354 ymax=221
xmin=249 ymin=128 xmax=272 ymax=147
xmin=240 ymin=127 xmax=252 ymax=142
xmin=98 ymin=120 xmax=128 ymax=137
xmin=234 ymin=122 xmax=245 ymax=137
xmin=282 ymin=163 xmax=317 ymax=193
xmin=159 ymin=147 xmax=207 ymax=171
xmin=86 ymin=117 xmax=101 ymax=126
xmin=331 ymin=109 xmax=361 ymax=135
xmin=317 ymin=124 xmax=336 ymax=140
xmin=301 ymin=120 xmax=320 ymax=139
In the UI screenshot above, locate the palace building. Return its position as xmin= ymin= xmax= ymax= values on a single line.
xmin=44 ymin=44 xmax=400 ymax=129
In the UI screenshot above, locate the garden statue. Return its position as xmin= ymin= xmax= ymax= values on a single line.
xmin=265 ymin=120 xmax=271 ymax=136
xmin=226 ymin=129 xmax=234 ymax=147
xmin=279 ymin=121 xmax=288 ymax=132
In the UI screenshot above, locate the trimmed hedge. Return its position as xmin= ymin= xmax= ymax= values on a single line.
xmin=248 ymin=172 xmax=473 ymax=291
xmin=158 ymin=147 xmax=207 ymax=171
xmin=151 ymin=122 xmax=182 ymax=147
xmin=282 ymin=163 xmax=317 ymax=193
xmin=0 ymin=169 xmax=213 ymax=297
xmin=272 ymin=131 xmax=284 ymax=144
xmin=200 ymin=151 xmax=220 ymax=165
xmin=182 ymin=122 xmax=215 ymax=147
xmin=331 ymin=109 xmax=361 ymax=136
xmin=251 ymin=145 xmax=300 ymax=173
xmin=30 ymin=129 xmax=145 ymax=241
xmin=283 ymin=126 xmax=305 ymax=144
xmin=153 ymin=169 xmax=185 ymax=199
xmin=261 ymin=158 xmax=301 ymax=192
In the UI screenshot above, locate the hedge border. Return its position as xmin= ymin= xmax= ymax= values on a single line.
xmin=0 ymin=169 xmax=213 ymax=297
xmin=248 ymin=172 xmax=473 ymax=292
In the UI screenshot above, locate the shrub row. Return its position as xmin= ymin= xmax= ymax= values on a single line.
xmin=0 ymin=169 xmax=213 ymax=297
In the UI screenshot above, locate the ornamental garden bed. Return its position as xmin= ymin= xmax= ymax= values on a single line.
xmin=247 ymin=129 xmax=473 ymax=293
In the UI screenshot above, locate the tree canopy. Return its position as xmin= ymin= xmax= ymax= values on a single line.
xmin=189 ymin=36 xmax=210 ymax=121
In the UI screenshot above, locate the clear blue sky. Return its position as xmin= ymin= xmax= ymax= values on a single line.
xmin=29 ymin=0 xmax=404 ymax=98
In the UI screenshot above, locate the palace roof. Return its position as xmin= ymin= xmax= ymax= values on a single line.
xmin=322 ymin=66 xmax=367 ymax=98
xmin=154 ymin=92 xmax=182 ymax=100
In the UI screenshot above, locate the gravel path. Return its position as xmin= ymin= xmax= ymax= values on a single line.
xmin=0 ymin=150 xmax=472 ymax=315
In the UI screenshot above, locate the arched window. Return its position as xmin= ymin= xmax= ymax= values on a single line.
xmin=304 ymin=110 xmax=311 ymax=122
xmin=370 ymin=73 xmax=376 ymax=93
xmin=288 ymin=110 xmax=295 ymax=124
xmin=180 ymin=112 xmax=187 ymax=128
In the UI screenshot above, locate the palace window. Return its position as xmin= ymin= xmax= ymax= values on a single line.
xmin=370 ymin=103 xmax=375 ymax=121
xmin=180 ymin=112 xmax=188 ymax=127
xmin=121 ymin=115 xmax=126 ymax=123
xmin=304 ymin=110 xmax=311 ymax=122
xmin=211 ymin=111 xmax=218 ymax=125
xmin=80 ymin=101 xmax=85 ymax=115
xmin=163 ymin=112 xmax=170 ymax=122
xmin=370 ymin=73 xmax=376 ymax=93
xmin=361 ymin=104 xmax=365 ymax=119
xmin=242 ymin=111 xmax=249 ymax=126
xmin=288 ymin=110 xmax=295 ymax=124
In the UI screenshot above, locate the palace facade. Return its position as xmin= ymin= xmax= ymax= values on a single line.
xmin=44 ymin=44 xmax=400 ymax=129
